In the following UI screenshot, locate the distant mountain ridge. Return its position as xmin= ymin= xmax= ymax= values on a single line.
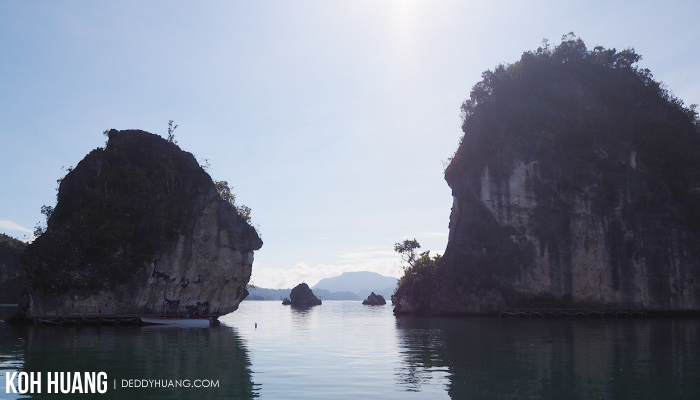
xmin=246 ymin=287 xmax=359 ymax=301
xmin=313 ymin=271 xmax=398 ymax=300
xmin=246 ymin=271 xmax=398 ymax=301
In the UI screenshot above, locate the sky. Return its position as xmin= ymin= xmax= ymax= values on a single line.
xmin=1 ymin=0 xmax=699 ymax=289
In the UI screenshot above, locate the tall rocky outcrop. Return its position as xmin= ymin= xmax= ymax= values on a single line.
xmin=19 ymin=129 xmax=262 ymax=317
xmin=394 ymin=36 xmax=700 ymax=315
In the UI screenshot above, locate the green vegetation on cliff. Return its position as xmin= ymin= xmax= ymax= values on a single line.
xmin=392 ymin=239 xmax=440 ymax=311
xmin=22 ymin=129 xmax=256 ymax=295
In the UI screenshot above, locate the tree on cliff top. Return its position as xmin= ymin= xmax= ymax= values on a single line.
xmin=167 ymin=120 xmax=178 ymax=144
xmin=457 ymin=33 xmax=697 ymax=126
xmin=393 ymin=239 xmax=440 ymax=308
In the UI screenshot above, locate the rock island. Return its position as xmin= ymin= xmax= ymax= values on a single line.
xmin=18 ymin=129 xmax=262 ymax=320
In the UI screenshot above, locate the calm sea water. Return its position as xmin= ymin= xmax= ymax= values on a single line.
xmin=1 ymin=301 xmax=699 ymax=399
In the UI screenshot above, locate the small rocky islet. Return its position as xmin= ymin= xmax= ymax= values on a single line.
xmin=282 ymin=283 xmax=322 ymax=306
xmin=362 ymin=292 xmax=386 ymax=305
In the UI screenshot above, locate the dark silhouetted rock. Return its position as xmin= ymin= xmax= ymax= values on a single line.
xmin=362 ymin=292 xmax=386 ymax=305
xmin=288 ymin=283 xmax=321 ymax=306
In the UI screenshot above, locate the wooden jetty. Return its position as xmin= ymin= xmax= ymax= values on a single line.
xmin=499 ymin=302 xmax=647 ymax=318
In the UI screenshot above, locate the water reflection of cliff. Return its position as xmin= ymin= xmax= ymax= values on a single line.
xmin=0 ymin=323 xmax=25 ymax=396
xmin=396 ymin=317 xmax=700 ymax=399
xmin=14 ymin=325 xmax=257 ymax=399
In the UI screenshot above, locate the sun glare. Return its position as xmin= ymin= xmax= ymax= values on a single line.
xmin=392 ymin=0 xmax=417 ymax=38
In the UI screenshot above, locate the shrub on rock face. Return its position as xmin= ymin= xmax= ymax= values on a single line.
xmin=392 ymin=239 xmax=440 ymax=313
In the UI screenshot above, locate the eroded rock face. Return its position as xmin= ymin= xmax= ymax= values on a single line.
xmin=397 ymin=152 xmax=700 ymax=315
xmin=133 ymin=200 xmax=259 ymax=315
xmin=432 ymin=154 xmax=700 ymax=313
xmin=427 ymin=147 xmax=700 ymax=315
xmin=21 ymin=130 xmax=262 ymax=317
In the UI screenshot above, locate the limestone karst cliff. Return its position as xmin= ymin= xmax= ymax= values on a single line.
xmin=19 ymin=129 xmax=262 ymax=317
xmin=394 ymin=36 xmax=700 ymax=315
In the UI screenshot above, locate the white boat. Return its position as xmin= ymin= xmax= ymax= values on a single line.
xmin=139 ymin=316 xmax=217 ymax=328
